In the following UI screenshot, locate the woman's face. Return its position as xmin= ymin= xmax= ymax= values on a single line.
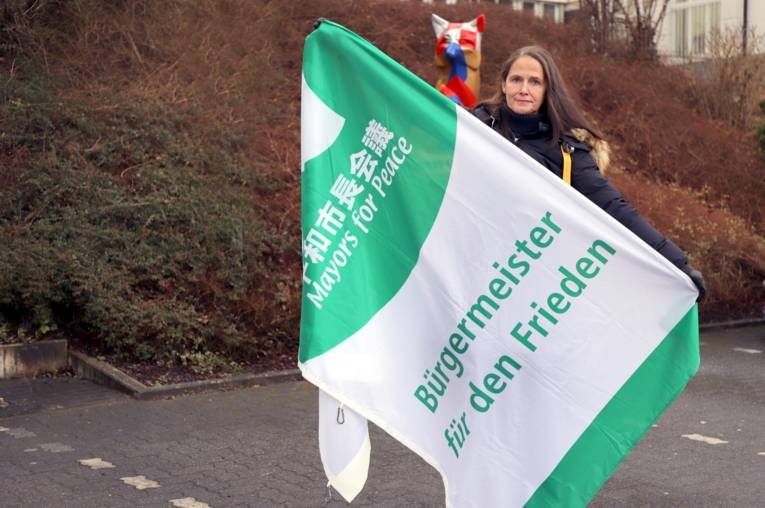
xmin=502 ymin=55 xmax=546 ymax=115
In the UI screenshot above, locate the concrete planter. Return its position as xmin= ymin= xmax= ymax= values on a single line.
xmin=0 ymin=339 xmax=68 ymax=379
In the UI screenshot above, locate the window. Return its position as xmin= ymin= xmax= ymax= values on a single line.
xmin=674 ymin=8 xmax=688 ymax=57
xmin=709 ymin=2 xmax=720 ymax=34
xmin=691 ymin=5 xmax=706 ymax=54
xmin=543 ymin=4 xmax=556 ymax=19
xmin=523 ymin=2 xmax=535 ymax=12
xmin=671 ymin=1 xmax=720 ymax=58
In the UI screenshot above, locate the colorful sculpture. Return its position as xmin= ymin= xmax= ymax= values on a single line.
xmin=432 ymin=13 xmax=485 ymax=108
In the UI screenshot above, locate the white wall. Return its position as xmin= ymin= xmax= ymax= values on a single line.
xmin=750 ymin=1 xmax=765 ymax=36
xmin=658 ymin=0 xmax=765 ymax=61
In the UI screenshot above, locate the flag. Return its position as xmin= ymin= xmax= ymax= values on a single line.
xmin=299 ymin=19 xmax=699 ymax=508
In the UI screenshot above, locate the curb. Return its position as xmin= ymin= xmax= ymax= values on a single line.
xmin=699 ymin=317 xmax=765 ymax=332
xmin=13 ymin=315 xmax=765 ymax=399
xmin=68 ymin=350 xmax=303 ymax=400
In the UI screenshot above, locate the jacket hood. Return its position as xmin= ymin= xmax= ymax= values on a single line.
xmin=570 ymin=128 xmax=611 ymax=175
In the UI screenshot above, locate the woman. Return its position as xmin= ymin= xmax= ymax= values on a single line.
xmin=472 ymin=46 xmax=706 ymax=300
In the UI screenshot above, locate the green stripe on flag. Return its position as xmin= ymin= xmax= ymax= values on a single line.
xmin=526 ymin=305 xmax=700 ymax=507
xmin=300 ymin=21 xmax=457 ymax=362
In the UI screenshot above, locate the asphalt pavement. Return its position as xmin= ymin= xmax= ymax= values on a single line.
xmin=1 ymin=324 xmax=764 ymax=507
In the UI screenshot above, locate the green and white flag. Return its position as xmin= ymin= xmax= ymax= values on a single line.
xmin=299 ymin=20 xmax=699 ymax=508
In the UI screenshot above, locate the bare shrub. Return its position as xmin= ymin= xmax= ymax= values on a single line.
xmin=757 ymin=100 xmax=765 ymax=155
xmin=578 ymin=0 xmax=621 ymax=55
xmin=684 ymin=27 xmax=765 ymax=130
xmin=578 ymin=0 xmax=669 ymax=60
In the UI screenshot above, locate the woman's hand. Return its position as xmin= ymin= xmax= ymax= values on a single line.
xmin=681 ymin=264 xmax=707 ymax=303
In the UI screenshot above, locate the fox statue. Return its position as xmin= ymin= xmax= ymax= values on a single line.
xmin=432 ymin=13 xmax=485 ymax=108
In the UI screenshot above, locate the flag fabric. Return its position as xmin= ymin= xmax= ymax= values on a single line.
xmin=299 ymin=20 xmax=700 ymax=508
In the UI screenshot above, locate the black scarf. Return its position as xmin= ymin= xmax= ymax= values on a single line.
xmin=498 ymin=104 xmax=550 ymax=140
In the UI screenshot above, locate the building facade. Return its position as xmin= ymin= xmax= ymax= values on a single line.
xmin=422 ymin=0 xmax=763 ymax=58
xmin=422 ymin=0 xmax=579 ymax=24
xmin=658 ymin=1 xmax=764 ymax=60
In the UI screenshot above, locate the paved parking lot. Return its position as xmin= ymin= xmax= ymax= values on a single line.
xmin=1 ymin=324 xmax=764 ymax=507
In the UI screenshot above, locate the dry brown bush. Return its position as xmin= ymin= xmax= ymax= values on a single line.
xmin=3 ymin=0 xmax=764 ymax=334
xmin=682 ymin=27 xmax=765 ymax=131
xmin=613 ymin=172 xmax=765 ymax=320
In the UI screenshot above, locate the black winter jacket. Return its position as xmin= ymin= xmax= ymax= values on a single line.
xmin=473 ymin=104 xmax=688 ymax=270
